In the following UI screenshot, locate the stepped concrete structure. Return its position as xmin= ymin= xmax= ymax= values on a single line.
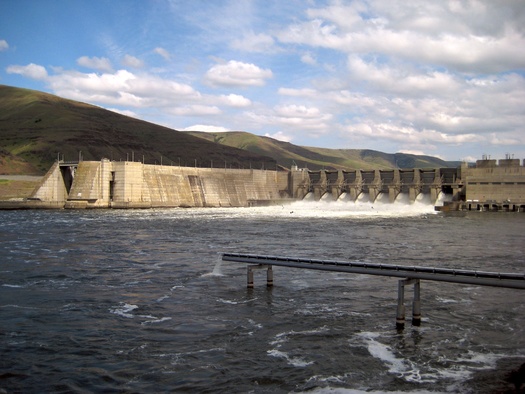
xmin=25 ymin=159 xmax=290 ymax=209
xmin=1 ymin=157 xmax=523 ymax=211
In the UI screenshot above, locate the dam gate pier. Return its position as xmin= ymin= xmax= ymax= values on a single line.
xmin=290 ymin=167 xmax=447 ymax=204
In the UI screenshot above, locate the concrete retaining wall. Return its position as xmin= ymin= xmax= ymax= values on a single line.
xmin=31 ymin=162 xmax=68 ymax=203
xmin=30 ymin=161 xmax=290 ymax=209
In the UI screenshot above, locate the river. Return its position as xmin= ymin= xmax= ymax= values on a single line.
xmin=1 ymin=197 xmax=524 ymax=393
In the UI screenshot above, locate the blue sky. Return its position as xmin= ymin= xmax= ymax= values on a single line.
xmin=1 ymin=0 xmax=524 ymax=162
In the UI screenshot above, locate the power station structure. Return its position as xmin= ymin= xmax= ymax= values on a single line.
xmin=2 ymin=156 xmax=524 ymax=211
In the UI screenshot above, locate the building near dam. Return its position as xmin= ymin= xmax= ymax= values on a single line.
xmin=2 ymin=156 xmax=524 ymax=211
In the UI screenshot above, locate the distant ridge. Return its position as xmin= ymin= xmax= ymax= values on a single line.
xmin=186 ymin=131 xmax=460 ymax=170
xmin=0 ymin=85 xmax=459 ymax=175
xmin=0 ymin=85 xmax=275 ymax=174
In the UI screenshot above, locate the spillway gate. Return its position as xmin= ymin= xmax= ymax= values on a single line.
xmin=222 ymin=253 xmax=525 ymax=329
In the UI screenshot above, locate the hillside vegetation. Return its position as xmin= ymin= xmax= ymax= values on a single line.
xmin=0 ymin=85 xmax=275 ymax=174
xmin=0 ymin=84 xmax=458 ymax=175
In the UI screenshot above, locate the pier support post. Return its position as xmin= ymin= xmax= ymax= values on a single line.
xmin=396 ymin=280 xmax=406 ymax=329
xmin=396 ymin=278 xmax=421 ymax=329
xmin=246 ymin=264 xmax=273 ymax=288
xmin=412 ymin=279 xmax=421 ymax=326
xmin=247 ymin=266 xmax=254 ymax=288
xmin=267 ymin=265 xmax=273 ymax=287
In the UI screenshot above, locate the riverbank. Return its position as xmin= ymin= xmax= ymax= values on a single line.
xmin=0 ymin=175 xmax=42 ymax=200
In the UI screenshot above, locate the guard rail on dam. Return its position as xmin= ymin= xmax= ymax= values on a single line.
xmin=222 ymin=253 xmax=525 ymax=329
xmin=1 ymin=157 xmax=524 ymax=209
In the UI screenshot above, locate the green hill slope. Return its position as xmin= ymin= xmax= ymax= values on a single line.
xmin=186 ymin=131 xmax=458 ymax=170
xmin=0 ymin=85 xmax=275 ymax=174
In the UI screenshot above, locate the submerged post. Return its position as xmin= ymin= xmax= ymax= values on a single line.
xmin=396 ymin=278 xmax=421 ymax=329
xmin=412 ymin=279 xmax=421 ymax=326
xmin=246 ymin=264 xmax=273 ymax=288
xmin=396 ymin=280 xmax=406 ymax=329
xmin=247 ymin=266 xmax=254 ymax=289
xmin=267 ymin=265 xmax=273 ymax=287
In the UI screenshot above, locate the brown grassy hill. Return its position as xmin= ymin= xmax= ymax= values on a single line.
xmin=0 ymin=85 xmax=276 ymax=175
xmin=186 ymin=131 xmax=458 ymax=170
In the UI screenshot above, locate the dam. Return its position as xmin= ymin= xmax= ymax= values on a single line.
xmin=3 ymin=157 xmax=525 ymax=210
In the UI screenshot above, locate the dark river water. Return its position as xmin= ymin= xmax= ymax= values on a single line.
xmin=1 ymin=197 xmax=524 ymax=393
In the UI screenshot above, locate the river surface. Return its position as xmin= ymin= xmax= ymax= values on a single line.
xmin=1 ymin=197 xmax=524 ymax=393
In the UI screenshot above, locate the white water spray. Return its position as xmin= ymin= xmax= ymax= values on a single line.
xmin=211 ymin=255 xmax=224 ymax=276
xmin=283 ymin=191 xmax=448 ymax=218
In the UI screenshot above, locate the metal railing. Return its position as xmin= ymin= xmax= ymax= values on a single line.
xmin=222 ymin=253 xmax=525 ymax=329
xmin=222 ymin=253 xmax=525 ymax=289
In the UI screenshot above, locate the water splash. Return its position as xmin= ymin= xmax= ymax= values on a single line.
xmin=285 ymin=191 xmax=443 ymax=218
xmin=203 ymin=255 xmax=225 ymax=277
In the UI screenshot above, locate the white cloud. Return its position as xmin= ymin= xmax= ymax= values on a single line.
xmin=0 ymin=39 xmax=8 ymax=51
xmin=300 ymin=52 xmax=317 ymax=66
xmin=169 ymin=105 xmax=221 ymax=116
xmin=122 ymin=54 xmax=144 ymax=68
xmin=399 ymin=149 xmax=432 ymax=157
xmin=154 ymin=47 xmax=171 ymax=60
xmin=274 ymin=104 xmax=323 ymax=119
xmin=204 ymin=60 xmax=272 ymax=87
xmin=77 ymin=56 xmax=113 ymax=72
xmin=107 ymin=108 xmax=139 ymax=118
xmin=461 ymin=155 xmax=478 ymax=163
xmin=278 ymin=87 xmax=317 ymax=97
xmin=345 ymin=55 xmax=460 ymax=96
xmin=231 ymin=32 xmax=275 ymax=53
xmin=342 ymin=121 xmax=480 ymax=151
xmin=6 ymin=63 xmax=48 ymax=80
xmin=278 ymin=2 xmax=525 ymax=73
xmin=37 ymin=67 xmax=201 ymax=109
xmin=219 ymin=94 xmax=251 ymax=107
xmin=244 ymin=104 xmax=333 ymax=136
xmin=264 ymin=131 xmax=293 ymax=142
xmin=182 ymin=124 xmax=229 ymax=133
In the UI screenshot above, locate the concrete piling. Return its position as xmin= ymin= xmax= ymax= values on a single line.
xmin=246 ymin=264 xmax=273 ymax=288
xmin=412 ymin=279 xmax=421 ymax=326
xmin=247 ymin=267 xmax=254 ymax=289
xmin=396 ymin=278 xmax=421 ymax=329
xmin=267 ymin=265 xmax=273 ymax=287
xmin=396 ymin=280 xmax=406 ymax=329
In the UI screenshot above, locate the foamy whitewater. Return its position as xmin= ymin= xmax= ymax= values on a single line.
xmin=1 ymin=200 xmax=524 ymax=393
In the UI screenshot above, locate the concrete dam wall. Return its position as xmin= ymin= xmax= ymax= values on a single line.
xmin=11 ymin=157 xmax=524 ymax=210
xmin=29 ymin=160 xmax=290 ymax=209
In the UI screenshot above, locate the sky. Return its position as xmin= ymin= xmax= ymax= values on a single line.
xmin=1 ymin=0 xmax=524 ymax=162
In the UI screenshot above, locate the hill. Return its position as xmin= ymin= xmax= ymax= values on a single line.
xmin=0 ymin=85 xmax=459 ymax=176
xmin=0 ymin=85 xmax=275 ymax=175
xmin=186 ymin=131 xmax=459 ymax=170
